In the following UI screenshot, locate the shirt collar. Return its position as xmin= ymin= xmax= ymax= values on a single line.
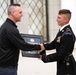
xmin=6 ymin=18 xmax=17 ymax=27
xmin=60 ymin=24 xmax=69 ymax=31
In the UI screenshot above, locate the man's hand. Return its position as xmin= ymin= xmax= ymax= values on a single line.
xmin=38 ymin=43 xmax=45 ymax=53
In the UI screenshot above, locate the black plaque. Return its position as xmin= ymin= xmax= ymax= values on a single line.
xmin=21 ymin=34 xmax=45 ymax=58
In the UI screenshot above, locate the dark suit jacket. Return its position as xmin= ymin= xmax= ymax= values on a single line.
xmin=42 ymin=25 xmax=76 ymax=75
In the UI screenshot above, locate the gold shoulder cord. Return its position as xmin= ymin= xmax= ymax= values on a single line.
xmin=61 ymin=28 xmax=70 ymax=37
xmin=61 ymin=28 xmax=74 ymax=41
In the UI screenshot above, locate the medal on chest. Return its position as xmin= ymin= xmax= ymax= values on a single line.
xmin=57 ymin=36 xmax=61 ymax=43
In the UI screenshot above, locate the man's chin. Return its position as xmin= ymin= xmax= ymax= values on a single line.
xmin=17 ymin=20 xmax=21 ymax=22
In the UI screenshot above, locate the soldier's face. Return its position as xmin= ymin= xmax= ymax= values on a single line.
xmin=56 ymin=14 xmax=68 ymax=27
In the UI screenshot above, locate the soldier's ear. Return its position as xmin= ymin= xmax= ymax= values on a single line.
xmin=64 ymin=17 xmax=69 ymax=23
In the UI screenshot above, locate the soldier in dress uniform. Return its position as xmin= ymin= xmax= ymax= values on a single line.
xmin=39 ymin=9 xmax=76 ymax=75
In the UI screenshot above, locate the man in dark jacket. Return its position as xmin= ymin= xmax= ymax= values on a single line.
xmin=39 ymin=9 xmax=76 ymax=75
xmin=0 ymin=4 xmax=41 ymax=75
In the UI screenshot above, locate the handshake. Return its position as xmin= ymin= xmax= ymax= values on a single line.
xmin=38 ymin=44 xmax=48 ymax=63
xmin=38 ymin=43 xmax=45 ymax=58
xmin=22 ymin=43 xmax=48 ymax=63
xmin=38 ymin=43 xmax=45 ymax=53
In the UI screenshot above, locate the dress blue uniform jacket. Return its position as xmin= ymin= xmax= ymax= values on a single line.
xmin=42 ymin=25 xmax=76 ymax=75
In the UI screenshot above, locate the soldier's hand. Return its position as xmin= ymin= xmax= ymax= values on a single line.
xmin=38 ymin=55 xmax=42 ymax=60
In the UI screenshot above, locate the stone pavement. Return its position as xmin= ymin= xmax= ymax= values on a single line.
xmin=18 ymin=49 xmax=76 ymax=75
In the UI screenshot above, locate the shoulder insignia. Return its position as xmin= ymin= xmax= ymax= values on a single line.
xmin=66 ymin=28 xmax=71 ymax=32
xmin=61 ymin=28 xmax=72 ymax=37
xmin=65 ymin=28 xmax=72 ymax=35
xmin=65 ymin=32 xmax=72 ymax=35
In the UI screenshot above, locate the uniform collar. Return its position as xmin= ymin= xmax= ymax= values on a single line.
xmin=60 ymin=24 xmax=69 ymax=31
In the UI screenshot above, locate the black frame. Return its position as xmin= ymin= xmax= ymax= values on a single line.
xmin=21 ymin=34 xmax=45 ymax=58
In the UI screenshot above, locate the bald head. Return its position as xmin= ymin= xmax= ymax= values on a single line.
xmin=8 ymin=4 xmax=21 ymax=15
xmin=7 ymin=4 xmax=23 ymax=23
